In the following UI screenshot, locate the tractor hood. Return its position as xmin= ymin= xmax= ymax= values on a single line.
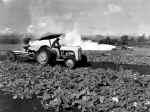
xmin=60 ymin=46 xmax=81 ymax=51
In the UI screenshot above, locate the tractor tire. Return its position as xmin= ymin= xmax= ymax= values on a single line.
xmin=65 ymin=58 xmax=76 ymax=69
xmin=36 ymin=48 xmax=56 ymax=65
xmin=6 ymin=51 xmax=16 ymax=62
xmin=80 ymin=54 xmax=88 ymax=66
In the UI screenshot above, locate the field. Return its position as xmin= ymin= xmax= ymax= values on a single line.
xmin=0 ymin=44 xmax=23 ymax=51
xmin=0 ymin=47 xmax=150 ymax=112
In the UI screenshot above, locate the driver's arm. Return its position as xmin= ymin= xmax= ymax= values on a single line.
xmin=52 ymin=39 xmax=61 ymax=48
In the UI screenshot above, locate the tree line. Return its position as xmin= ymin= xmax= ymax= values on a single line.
xmin=83 ymin=34 xmax=150 ymax=47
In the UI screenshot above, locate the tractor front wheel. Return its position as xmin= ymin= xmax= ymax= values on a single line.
xmin=65 ymin=58 xmax=75 ymax=69
xmin=80 ymin=55 xmax=88 ymax=66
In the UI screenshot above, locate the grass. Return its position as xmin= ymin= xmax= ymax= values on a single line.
xmin=0 ymin=61 xmax=150 ymax=112
xmin=0 ymin=44 xmax=22 ymax=51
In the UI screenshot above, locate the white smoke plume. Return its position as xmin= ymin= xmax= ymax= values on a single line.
xmin=61 ymin=28 xmax=116 ymax=51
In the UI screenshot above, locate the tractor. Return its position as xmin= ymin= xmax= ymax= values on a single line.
xmin=6 ymin=33 xmax=88 ymax=68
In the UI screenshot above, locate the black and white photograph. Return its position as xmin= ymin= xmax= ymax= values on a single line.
xmin=0 ymin=0 xmax=150 ymax=112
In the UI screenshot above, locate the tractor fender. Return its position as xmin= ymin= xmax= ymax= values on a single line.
xmin=38 ymin=45 xmax=51 ymax=51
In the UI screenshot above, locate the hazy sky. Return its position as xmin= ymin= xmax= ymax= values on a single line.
xmin=0 ymin=0 xmax=150 ymax=35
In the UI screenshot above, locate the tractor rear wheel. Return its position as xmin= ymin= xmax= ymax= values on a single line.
xmin=36 ymin=48 xmax=56 ymax=65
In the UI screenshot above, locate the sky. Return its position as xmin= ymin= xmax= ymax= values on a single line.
xmin=0 ymin=0 xmax=150 ymax=35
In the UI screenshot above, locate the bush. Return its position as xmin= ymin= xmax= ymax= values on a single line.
xmin=0 ymin=61 xmax=150 ymax=112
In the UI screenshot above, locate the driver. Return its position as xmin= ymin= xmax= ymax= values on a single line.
xmin=51 ymin=38 xmax=61 ymax=58
xmin=52 ymin=38 xmax=61 ymax=49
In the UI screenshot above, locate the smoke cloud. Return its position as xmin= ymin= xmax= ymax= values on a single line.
xmin=61 ymin=28 xmax=116 ymax=50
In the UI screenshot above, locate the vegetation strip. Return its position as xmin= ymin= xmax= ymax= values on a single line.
xmin=0 ymin=61 xmax=150 ymax=112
